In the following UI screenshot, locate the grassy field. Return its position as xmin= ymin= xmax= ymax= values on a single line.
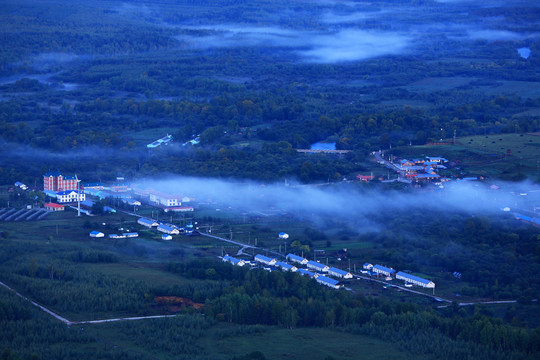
xmin=84 ymin=322 xmax=427 ymax=360
xmin=390 ymin=133 xmax=540 ymax=180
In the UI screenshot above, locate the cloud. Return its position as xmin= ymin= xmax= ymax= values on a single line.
xmin=179 ymin=25 xmax=411 ymax=63
xmin=298 ymin=29 xmax=411 ymax=63
xmin=467 ymin=29 xmax=527 ymax=41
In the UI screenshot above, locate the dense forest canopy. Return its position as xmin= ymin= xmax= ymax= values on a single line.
xmin=0 ymin=0 xmax=539 ymax=183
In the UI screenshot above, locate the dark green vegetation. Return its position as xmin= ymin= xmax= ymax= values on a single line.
xmin=0 ymin=201 xmax=539 ymax=359
xmin=1 ymin=0 xmax=540 ymax=359
xmin=0 ymin=0 xmax=539 ymax=184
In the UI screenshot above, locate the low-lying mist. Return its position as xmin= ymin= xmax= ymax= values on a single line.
xmin=141 ymin=175 xmax=526 ymax=232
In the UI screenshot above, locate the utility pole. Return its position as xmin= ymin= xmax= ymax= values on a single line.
xmin=75 ymin=174 xmax=81 ymax=217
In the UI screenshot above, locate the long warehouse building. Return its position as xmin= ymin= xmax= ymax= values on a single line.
xmin=396 ymin=271 xmax=435 ymax=288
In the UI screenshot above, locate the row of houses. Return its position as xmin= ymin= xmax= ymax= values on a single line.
xmin=89 ymin=231 xmax=139 ymax=239
xmin=363 ymin=263 xmax=435 ymax=288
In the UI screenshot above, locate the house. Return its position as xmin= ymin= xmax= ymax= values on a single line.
xmin=307 ymin=260 xmax=329 ymax=273
xmin=110 ymin=183 xmax=130 ymax=193
xmin=297 ymin=269 xmax=317 ymax=278
xmin=275 ymin=261 xmax=297 ymax=272
xmin=109 ymin=234 xmax=126 ymax=239
xmin=157 ymin=224 xmax=180 ymax=235
xmin=316 ymin=276 xmax=341 ymax=289
xmin=286 ymin=253 xmax=308 ymax=265
xmin=328 ymin=267 xmax=353 ymax=279
xmin=147 ymin=134 xmax=173 ymax=148
xmin=45 ymin=203 xmax=64 ymax=211
xmin=223 ymin=255 xmax=246 ymax=266
xmin=82 ymin=182 xmax=104 ymax=190
xmin=372 ymin=264 xmax=396 ymax=277
xmin=138 ymin=218 xmax=158 ymax=228
xmin=123 ymin=199 xmax=141 ymax=206
xmin=254 ymin=254 xmax=276 ymax=266
xmin=56 ymin=190 xmax=85 ymax=203
xmin=43 ymin=170 xmax=78 ymax=192
xmin=163 ymin=206 xmax=194 ymax=212
xmin=149 ymin=191 xmax=183 ymax=207
xmin=363 ymin=263 xmax=373 ymax=270
xmin=123 ymin=232 xmax=138 ymax=238
xmin=396 ymin=271 xmax=435 ymax=288
xmin=89 ymin=231 xmax=104 ymax=238
xmin=426 ymin=157 xmax=447 ymax=163
xmin=356 ymin=174 xmax=375 ymax=182
xmin=162 ymin=234 xmax=172 ymax=241
xmin=399 ymin=159 xmax=415 ymax=167
xmin=414 ymin=174 xmax=440 ymax=182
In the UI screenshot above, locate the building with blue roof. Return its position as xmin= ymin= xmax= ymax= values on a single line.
xmin=286 ymin=253 xmax=308 ymax=265
xmin=138 ymin=218 xmax=158 ymax=227
xmin=307 ymin=260 xmax=329 ymax=273
xmin=223 ymin=255 xmax=246 ymax=266
xmin=123 ymin=232 xmax=138 ymax=238
xmin=254 ymin=254 xmax=276 ymax=266
xmin=157 ymin=224 xmax=180 ymax=235
xmin=316 ymin=276 xmax=341 ymax=289
xmin=162 ymin=234 xmax=172 ymax=241
xmin=275 ymin=261 xmax=297 ymax=272
xmin=372 ymin=264 xmax=396 ymax=277
xmin=89 ymin=231 xmax=104 ymax=238
xmin=396 ymin=271 xmax=435 ymax=288
xmin=297 ymin=269 xmax=317 ymax=278
xmin=328 ymin=267 xmax=353 ymax=279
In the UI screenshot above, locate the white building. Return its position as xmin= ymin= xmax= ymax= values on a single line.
xmin=307 ymin=260 xmax=329 ymax=273
xmin=363 ymin=263 xmax=373 ymax=270
xmin=149 ymin=191 xmax=182 ymax=207
xmin=223 ymin=255 xmax=246 ymax=266
xmin=254 ymin=254 xmax=276 ymax=266
xmin=275 ymin=261 xmax=297 ymax=272
xmin=297 ymin=269 xmax=317 ymax=278
xmin=316 ymin=276 xmax=341 ymax=289
xmin=123 ymin=232 xmax=138 ymax=238
xmin=328 ymin=267 xmax=353 ymax=279
xmin=372 ymin=264 xmax=396 ymax=277
xmin=89 ymin=231 xmax=104 ymax=238
xmin=157 ymin=224 xmax=180 ymax=235
xmin=56 ymin=190 xmax=85 ymax=203
xmin=286 ymin=253 xmax=308 ymax=265
xmin=396 ymin=271 xmax=435 ymax=288
xmin=138 ymin=218 xmax=158 ymax=228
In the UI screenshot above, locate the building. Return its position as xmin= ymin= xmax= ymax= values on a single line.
xmin=149 ymin=191 xmax=183 ymax=207
xmin=43 ymin=170 xmax=78 ymax=192
xmin=363 ymin=263 xmax=373 ymax=270
xmin=162 ymin=234 xmax=172 ymax=241
xmin=307 ymin=260 xmax=329 ymax=273
xmin=163 ymin=206 xmax=194 ymax=212
xmin=297 ymin=269 xmax=317 ymax=278
xmin=223 ymin=255 xmax=246 ymax=266
xmin=254 ymin=254 xmax=276 ymax=266
xmin=109 ymin=234 xmax=126 ymax=239
xmin=82 ymin=182 xmax=104 ymax=190
xmin=275 ymin=261 xmax=297 ymax=272
xmin=147 ymin=134 xmax=173 ymax=148
xmin=89 ymin=231 xmax=104 ymax=238
xmin=316 ymin=276 xmax=341 ymax=289
xmin=396 ymin=271 xmax=435 ymax=288
xmin=286 ymin=253 xmax=308 ymax=265
xmin=372 ymin=264 xmax=396 ymax=277
xmin=157 ymin=224 xmax=180 ymax=235
xmin=123 ymin=232 xmax=138 ymax=238
xmin=328 ymin=267 xmax=353 ymax=279
xmin=138 ymin=218 xmax=158 ymax=228
xmin=56 ymin=190 xmax=85 ymax=203
xmin=45 ymin=203 xmax=65 ymax=211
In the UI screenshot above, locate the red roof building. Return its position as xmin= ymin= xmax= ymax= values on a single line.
xmin=45 ymin=203 xmax=65 ymax=211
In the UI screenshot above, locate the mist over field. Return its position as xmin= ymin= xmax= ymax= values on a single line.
xmin=140 ymin=175 xmax=518 ymax=231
